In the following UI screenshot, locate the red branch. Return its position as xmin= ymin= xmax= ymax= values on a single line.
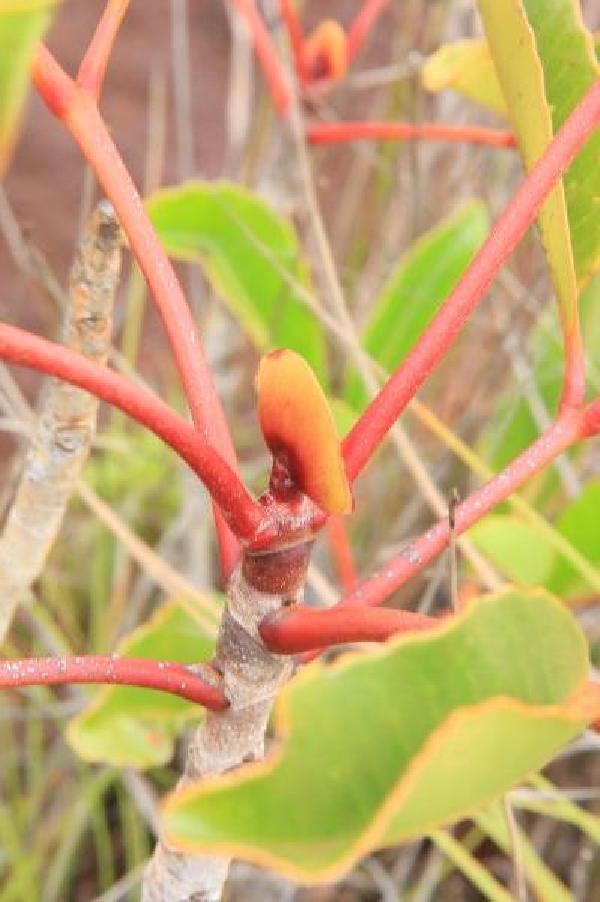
xmin=0 ymin=323 xmax=265 ymax=541
xmin=231 ymin=0 xmax=292 ymax=113
xmin=342 ymin=78 xmax=600 ymax=483
xmin=0 ymin=655 xmax=228 ymax=710
xmin=260 ymin=604 xmax=438 ymax=654
xmin=582 ymin=397 xmax=600 ymax=436
xmin=340 ymin=410 xmax=584 ymax=609
xmin=346 ymin=0 xmax=391 ymax=64
xmin=308 ymin=121 xmax=515 ymax=148
xmin=561 ymin=323 xmax=587 ymax=411
xmin=327 ymin=516 xmax=357 ymax=592
xmin=278 ymin=0 xmax=307 ymax=86
xmin=264 ymin=407 xmax=597 ymax=657
xmin=34 ymin=43 xmax=242 ymax=575
xmin=76 ymin=0 xmax=130 ymax=100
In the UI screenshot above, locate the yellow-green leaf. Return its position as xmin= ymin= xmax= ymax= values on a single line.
xmin=162 ymin=589 xmax=591 ymax=881
xmin=477 ymin=0 xmax=600 ymax=336
xmin=0 ymin=1 xmax=56 ymax=178
xmin=422 ymin=39 xmax=507 ymax=117
xmin=469 ymin=515 xmax=557 ymax=587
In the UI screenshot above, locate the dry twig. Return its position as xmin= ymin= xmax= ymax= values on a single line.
xmin=0 ymin=201 xmax=122 ymax=641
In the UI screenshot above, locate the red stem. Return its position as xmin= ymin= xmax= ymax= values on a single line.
xmin=308 ymin=121 xmax=515 ymax=149
xmin=0 ymin=323 xmax=265 ymax=541
xmin=272 ymin=408 xmax=590 ymax=659
xmin=278 ymin=0 xmax=307 ymax=86
xmin=560 ymin=324 xmax=587 ymax=411
xmin=327 ymin=516 xmax=357 ymax=592
xmin=76 ymin=0 xmax=130 ymax=100
xmin=34 ymin=44 xmax=241 ymax=575
xmin=231 ymin=0 xmax=292 ymax=113
xmin=342 ymin=78 xmax=600 ymax=483
xmin=581 ymin=396 xmax=600 ymax=437
xmin=340 ymin=411 xmax=583 ymax=610
xmin=346 ymin=0 xmax=391 ymax=65
xmin=260 ymin=604 xmax=438 ymax=654
xmin=0 ymin=655 xmax=228 ymax=710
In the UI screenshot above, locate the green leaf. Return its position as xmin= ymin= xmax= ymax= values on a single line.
xmin=466 ymin=482 xmax=600 ymax=604
xmin=147 ymin=181 xmax=327 ymax=383
xmin=422 ymin=39 xmax=507 ymax=117
xmin=346 ymin=201 xmax=489 ymax=406
xmin=547 ymin=480 xmax=600 ymax=600
xmin=67 ymin=601 xmax=216 ymax=768
xmin=329 ymin=398 xmax=358 ymax=438
xmin=0 ymin=1 xmax=56 ymax=178
xmin=163 ymin=589 xmax=589 ymax=881
xmin=468 ymin=515 xmax=557 ymax=587
xmin=477 ymin=0 xmax=600 ymax=336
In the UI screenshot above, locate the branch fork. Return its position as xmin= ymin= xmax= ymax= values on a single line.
xmin=1 ymin=1 xmax=600 ymax=898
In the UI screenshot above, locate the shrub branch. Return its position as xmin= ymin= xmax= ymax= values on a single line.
xmin=0 ymin=655 xmax=228 ymax=709
xmin=342 ymin=78 xmax=600 ymax=482
xmin=0 ymin=203 xmax=121 ymax=643
xmin=307 ymin=121 xmax=515 ymax=148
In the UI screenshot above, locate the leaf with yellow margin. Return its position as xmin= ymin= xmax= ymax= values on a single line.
xmin=162 ymin=589 xmax=593 ymax=881
xmin=422 ymin=39 xmax=507 ymax=117
xmin=257 ymin=349 xmax=352 ymax=515
xmin=67 ymin=600 xmax=217 ymax=768
xmin=0 ymin=1 xmax=58 ymax=178
xmin=477 ymin=0 xmax=600 ymax=337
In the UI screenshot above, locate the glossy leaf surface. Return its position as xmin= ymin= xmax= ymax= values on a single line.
xmin=163 ymin=590 xmax=590 ymax=881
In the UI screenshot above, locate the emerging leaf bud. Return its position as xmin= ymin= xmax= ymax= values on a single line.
xmin=257 ymin=349 xmax=353 ymax=515
xmin=302 ymin=20 xmax=348 ymax=84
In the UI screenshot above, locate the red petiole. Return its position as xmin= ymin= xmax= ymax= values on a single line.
xmin=0 ymin=655 xmax=228 ymax=710
xmin=307 ymin=121 xmax=515 ymax=148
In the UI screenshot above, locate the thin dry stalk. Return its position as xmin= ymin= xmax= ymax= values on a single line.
xmin=0 ymin=201 xmax=122 ymax=642
xmin=502 ymin=797 xmax=528 ymax=902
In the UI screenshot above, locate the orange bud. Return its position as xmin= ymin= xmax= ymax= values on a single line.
xmin=257 ymin=350 xmax=353 ymax=515
xmin=302 ymin=20 xmax=348 ymax=84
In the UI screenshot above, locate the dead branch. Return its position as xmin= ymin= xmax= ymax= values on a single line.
xmin=0 ymin=201 xmax=122 ymax=642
